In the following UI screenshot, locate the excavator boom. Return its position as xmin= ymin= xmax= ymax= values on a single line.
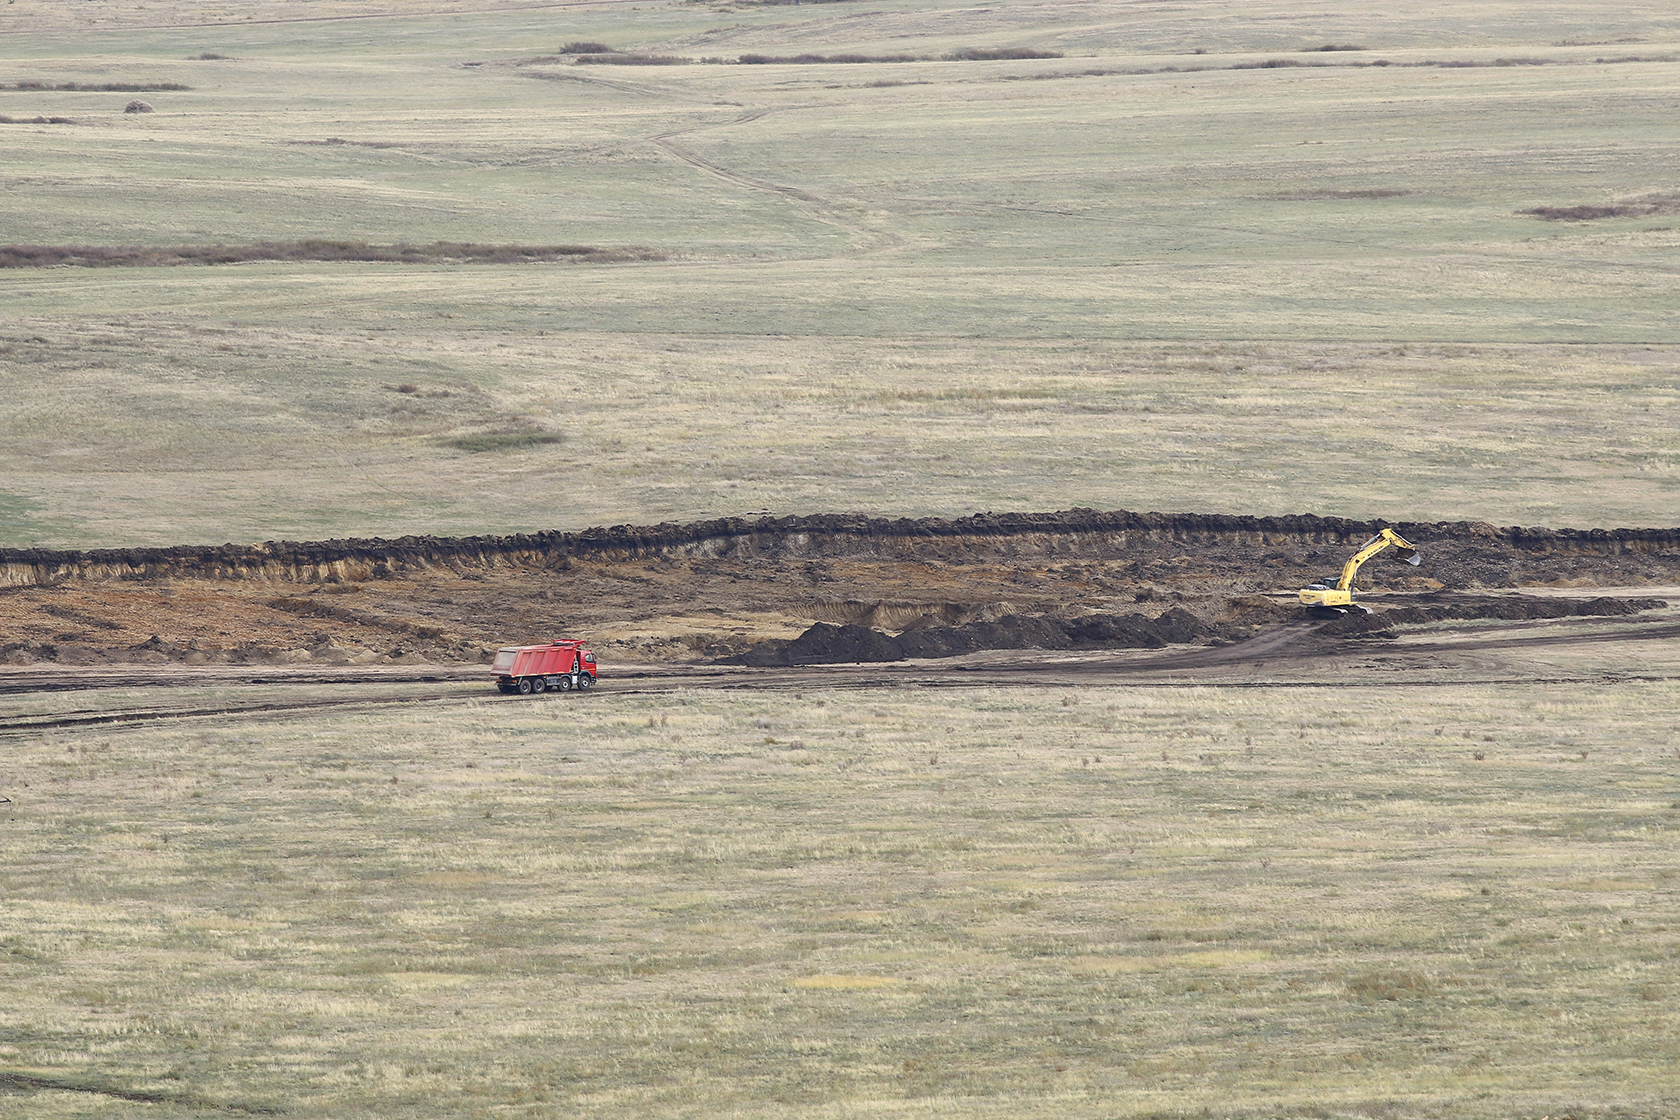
xmin=1298 ymin=528 xmax=1420 ymax=611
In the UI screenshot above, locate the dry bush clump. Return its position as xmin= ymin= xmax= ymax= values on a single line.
xmin=737 ymin=47 xmax=1060 ymax=64
xmin=575 ymin=53 xmax=688 ymax=66
xmin=1520 ymin=192 xmax=1680 ymax=221
xmin=944 ymin=47 xmax=1063 ymax=60
xmin=288 ymin=137 xmax=401 ymax=149
xmin=1 ymin=80 xmax=187 ymax=91
xmin=0 ymin=115 xmax=75 ymax=125
xmin=0 ymin=241 xmax=668 ymax=268
xmin=123 ymin=100 xmax=153 ymax=113
xmin=1064 ymin=53 xmax=1663 ymax=82
xmin=560 ymin=41 xmax=615 ymax=54
xmin=1270 ymin=188 xmax=1413 ymax=200
xmin=738 ymin=52 xmax=921 ymax=64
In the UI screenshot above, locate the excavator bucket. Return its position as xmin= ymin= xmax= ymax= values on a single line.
xmin=1396 ymin=546 xmax=1421 ymax=566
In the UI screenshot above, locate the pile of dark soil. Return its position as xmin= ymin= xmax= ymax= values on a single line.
xmin=726 ymin=594 xmax=1670 ymax=665
xmin=724 ymin=605 xmax=1255 ymax=666
xmin=1321 ymin=595 xmax=1668 ymax=637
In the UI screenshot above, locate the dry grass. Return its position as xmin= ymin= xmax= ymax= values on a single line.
xmin=3 ymin=330 xmax=1677 ymax=548
xmin=1 ymin=675 xmax=1677 ymax=1118
xmin=2 ymin=6 xmax=1677 ymax=555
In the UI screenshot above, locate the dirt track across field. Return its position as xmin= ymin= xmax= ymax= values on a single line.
xmin=4 ymin=600 xmax=1677 ymax=737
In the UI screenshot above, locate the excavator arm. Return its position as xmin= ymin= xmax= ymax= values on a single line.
xmin=1298 ymin=528 xmax=1420 ymax=611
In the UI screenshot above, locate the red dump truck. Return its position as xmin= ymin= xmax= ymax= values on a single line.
xmin=491 ymin=640 xmax=598 ymax=695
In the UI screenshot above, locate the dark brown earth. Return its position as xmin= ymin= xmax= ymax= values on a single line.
xmin=2 ymin=508 xmax=1677 ymax=670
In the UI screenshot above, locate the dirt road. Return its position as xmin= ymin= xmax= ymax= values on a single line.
xmin=6 ymin=602 xmax=1676 ymax=737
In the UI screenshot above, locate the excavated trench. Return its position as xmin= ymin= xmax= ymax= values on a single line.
xmin=1 ymin=509 xmax=1676 ymax=668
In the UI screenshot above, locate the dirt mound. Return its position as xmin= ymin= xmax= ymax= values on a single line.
xmin=1321 ymin=594 xmax=1669 ymax=637
xmin=727 ymin=594 xmax=1670 ymax=665
xmin=724 ymin=604 xmax=1262 ymax=666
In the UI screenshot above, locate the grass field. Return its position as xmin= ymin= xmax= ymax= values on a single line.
xmin=3 ymin=677 xmax=1678 ymax=1118
xmin=3 ymin=0 xmax=1680 ymax=545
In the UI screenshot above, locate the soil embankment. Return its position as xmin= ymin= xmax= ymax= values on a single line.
xmin=729 ymin=594 xmax=1669 ymax=666
xmin=6 ymin=509 xmax=1680 ymax=588
xmin=1 ymin=509 xmax=1676 ymax=668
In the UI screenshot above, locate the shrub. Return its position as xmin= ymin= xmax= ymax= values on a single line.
xmin=1519 ymin=194 xmax=1680 ymax=221
xmin=560 ymin=42 xmax=615 ymax=54
xmin=945 ymin=47 xmax=1063 ymax=61
xmin=0 ymin=241 xmax=670 ymax=268
xmin=574 ymin=54 xmax=687 ymax=65
xmin=1 ymin=81 xmax=189 ymax=92
xmin=738 ymin=52 xmax=924 ymax=64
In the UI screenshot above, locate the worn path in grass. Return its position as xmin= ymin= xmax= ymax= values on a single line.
xmin=6 ymin=596 xmax=1680 ymax=738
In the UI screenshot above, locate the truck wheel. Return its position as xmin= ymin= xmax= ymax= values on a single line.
xmin=578 ymin=674 xmax=594 ymax=690
xmin=530 ymin=676 xmax=546 ymax=693
xmin=517 ymin=677 xmax=533 ymax=695
xmin=555 ymin=676 xmax=573 ymax=692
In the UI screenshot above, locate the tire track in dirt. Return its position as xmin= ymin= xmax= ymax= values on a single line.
xmin=0 ymin=695 xmax=463 ymax=736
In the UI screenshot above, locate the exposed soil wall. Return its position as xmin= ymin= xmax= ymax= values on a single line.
xmin=5 ymin=509 xmax=1680 ymax=588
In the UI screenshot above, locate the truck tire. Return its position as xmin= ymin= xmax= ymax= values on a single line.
xmin=517 ymin=677 xmax=533 ymax=695
xmin=578 ymin=674 xmax=594 ymax=690
xmin=555 ymin=676 xmax=573 ymax=692
xmin=530 ymin=676 xmax=546 ymax=693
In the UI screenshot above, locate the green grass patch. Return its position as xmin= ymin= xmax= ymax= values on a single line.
xmin=444 ymin=429 xmax=564 ymax=453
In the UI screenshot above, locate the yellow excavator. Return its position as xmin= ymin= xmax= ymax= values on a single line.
xmin=1298 ymin=528 xmax=1420 ymax=615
